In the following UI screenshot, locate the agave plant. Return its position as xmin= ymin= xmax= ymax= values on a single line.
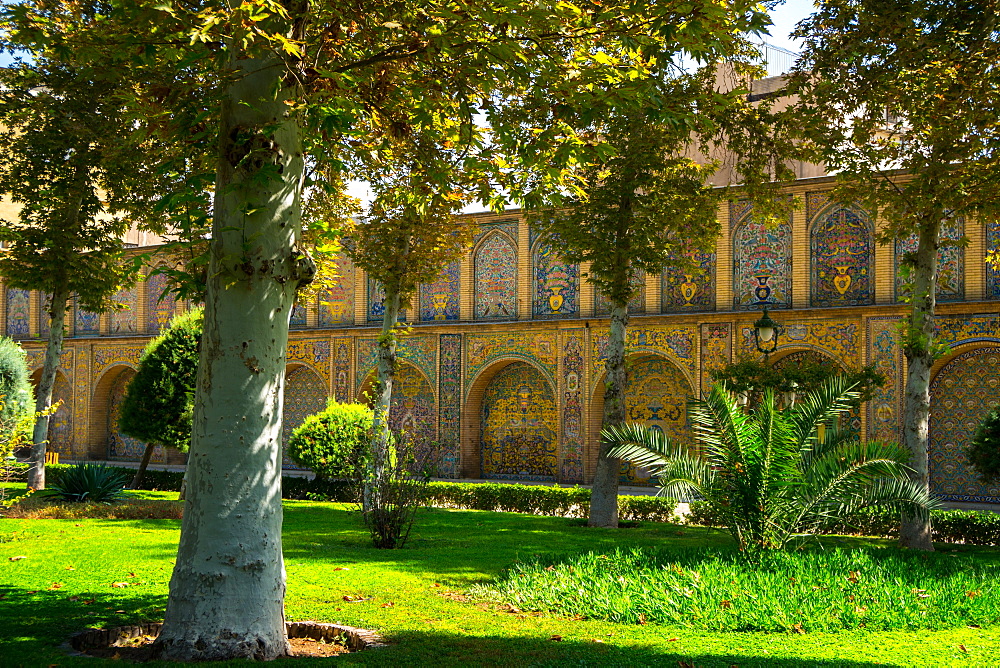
xmin=42 ymin=463 xmax=129 ymax=503
xmin=605 ymin=376 xmax=940 ymax=550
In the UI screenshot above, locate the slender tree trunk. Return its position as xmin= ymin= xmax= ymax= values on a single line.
xmin=156 ymin=54 xmax=311 ymax=661
xmin=899 ymin=218 xmax=939 ymax=551
xmin=130 ymin=442 xmax=155 ymax=489
xmin=589 ymin=301 xmax=629 ymax=528
xmin=26 ymin=285 xmax=69 ymax=491
xmin=369 ymin=284 xmax=401 ymax=502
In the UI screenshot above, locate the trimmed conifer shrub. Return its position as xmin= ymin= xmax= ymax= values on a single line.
xmin=0 ymin=336 xmax=32 ymax=443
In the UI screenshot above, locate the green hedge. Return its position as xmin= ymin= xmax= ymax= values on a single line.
xmin=424 ymin=481 xmax=678 ymax=522
xmin=687 ymin=501 xmax=1000 ymax=546
xmin=44 ymin=465 xmax=678 ymax=521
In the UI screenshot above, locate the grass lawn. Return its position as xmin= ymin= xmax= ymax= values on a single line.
xmin=2 ymin=490 xmax=999 ymax=666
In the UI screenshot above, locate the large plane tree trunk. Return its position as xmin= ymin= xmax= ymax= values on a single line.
xmin=899 ymin=218 xmax=940 ymax=551
xmin=588 ymin=300 xmax=629 ymax=528
xmin=155 ymin=53 xmax=312 ymax=661
xmin=26 ymin=284 xmax=69 ymax=491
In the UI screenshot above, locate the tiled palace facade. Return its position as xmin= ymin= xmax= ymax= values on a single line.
xmin=11 ymin=175 xmax=1000 ymax=502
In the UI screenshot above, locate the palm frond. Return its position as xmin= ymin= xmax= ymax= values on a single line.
xmin=789 ymin=375 xmax=860 ymax=448
xmin=602 ymin=422 xmax=713 ymax=500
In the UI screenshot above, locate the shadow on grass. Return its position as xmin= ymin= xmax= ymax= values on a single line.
xmin=283 ymin=628 xmax=892 ymax=667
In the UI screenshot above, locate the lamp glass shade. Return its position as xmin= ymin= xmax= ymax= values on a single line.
xmin=757 ymin=325 xmax=774 ymax=342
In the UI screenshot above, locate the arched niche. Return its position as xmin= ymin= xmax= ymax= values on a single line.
xmin=146 ymin=266 xmax=175 ymax=334
xmin=29 ymin=368 xmax=73 ymax=457
xmin=419 ymin=261 xmax=461 ymax=321
xmin=469 ymin=360 xmax=558 ymax=481
xmin=282 ymin=364 xmax=329 ymax=469
xmin=589 ymin=354 xmax=694 ymax=485
xmin=928 ymin=345 xmax=1000 ymax=503
xmin=732 ymin=213 xmax=792 ymax=311
xmin=92 ymin=365 xmax=151 ymax=462
xmin=895 ymin=217 xmax=965 ymax=303
xmin=531 ymin=236 xmax=578 ymax=318
xmin=810 ymin=204 xmax=875 ymax=307
xmin=771 ymin=349 xmax=860 ymax=432
xmin=357 ymin=361 xmax=438 ymax=452
xmin=473 ymin=230 xmax=517 ymax=320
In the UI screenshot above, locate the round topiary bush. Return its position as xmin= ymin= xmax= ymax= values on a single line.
xmin=287 ymin=401 xmax=374 ymax=480
xmin=965 ymin=406 xmax=1000 ymax=485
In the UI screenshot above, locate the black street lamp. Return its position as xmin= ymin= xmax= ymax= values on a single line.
xmin=753 ymin=307 xmax=782 ymax=361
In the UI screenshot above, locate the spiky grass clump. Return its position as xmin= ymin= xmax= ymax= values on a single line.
xmin=42 ymin=463 xmax=129 ymax=503
xmin=475 ymin=546 xmax=1000 ymax=632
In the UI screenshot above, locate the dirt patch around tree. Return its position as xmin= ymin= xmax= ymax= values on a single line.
xmin=67 ymin=620 xmax=386 ymax=660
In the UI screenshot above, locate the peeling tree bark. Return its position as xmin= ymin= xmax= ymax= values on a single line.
xmin=155 ymin=54 xmax=312 ymax=661
xmin=26 ymin=284 xmax=69 ymax=491
xmin=588 ymin=301 xmax=628 ymax=528
xmin=899 ymin=216 xmax=940 ymax=551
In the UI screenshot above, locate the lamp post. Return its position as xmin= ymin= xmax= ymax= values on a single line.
xmin=753 ymin=307 xmax=781 ymax=362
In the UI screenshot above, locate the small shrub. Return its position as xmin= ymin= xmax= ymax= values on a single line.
xmin=965 ymin=406 xmax=1000 ymax=485
xmin=287 ymin=401 xmax=373 ymax=480
xmin=361 ymin=432 xmax=439 ymax=549
xmin=42 ymin=463 xmax=129 ymax=503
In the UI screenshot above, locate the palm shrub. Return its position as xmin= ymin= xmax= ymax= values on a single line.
xmin=43 ymin=463 xmax=129 ymax=503
xmin=605 ymin=376 xmax=939 ymax=550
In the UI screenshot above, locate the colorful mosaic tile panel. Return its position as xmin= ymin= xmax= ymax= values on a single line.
xmin=895 ymin=218 xmax=965 ymax=303
xmin=729 ymin=199 xmax=754 ymax=228
xmin=811 ymin=206 xmax=875 ymax=307
xmin=474 ymin=218 xmax=519 ymax=244
xmin=591 ymin=326 xmax=697 ymax=392
xmin=987 ymin=219 xmax=1000 ymax=300
xmin=357 ymin=335 xmax=437 ymax=391
xmin=561 ymin=332 xmax=585 ymax=483
xmin=465 ymin=331 xmax=558 ymax=391
xmin=110 ymin=285 xmax=138 ymax=334
xmin=438 ymin=333 xmax=462 ymax=478
xmin=867 ymin=316 xmax=904 ymax=444
xmin=620 ymin=355 xmax=694 ymax=485
xmin=367 ymin=278 xmax=406 ymax=323
xmin=474 ymin=231 xmax=518 ymax=320
xmin=741 ymin=320 xmax=862 ymax=368
xmin=700 ymin=323 xmax=732 ymax=397
xmin=662 ymin=251 xmax=715 ymax=312
xmin=287 ymin=339 xmax=332 ymax=371
xmin=929 ymin=347 xmax=1000 ymax=502
xmin=282 ymin=365 xmax=328 ymax=469
xmin=805 ymin=191 xmax=832 ymax=221
xmin=532 ymin=240 xmax=578 ymax=318
xmin=334 ymin=340 xmax=351 ymax=403
xmin=388 ymin=362 xmax=437 ymax=451
xmin=481 ymin=362 xmax=558 ymax=481
xmin=75 ymin=297 xmax=100 ymax=336
xmin=318 ymin=255 xmax=355 ymax=327
xmin=93 ymin=345 xmax=144 ymax=374
xmin=289 ymin=302 xmax=307 ymax=328
xmin=47 ymin=372 xmax=74 ymax=456
xmin=107 ymin=368 xmax=160 ymax=462
xmin=595 ymin=271 xmax=646 ymax=316
xmin=935 ymin=314 xmax=1000 ymax=347
xmin=732 ymin=213 xmax=793 ymax=310
xmin=146 ymin=270 xmax=174 ymax=334
xmin=6 ymin=288 xmax=29 ymax=338
xmin=420 ymin=261 xmax=461 ymax=321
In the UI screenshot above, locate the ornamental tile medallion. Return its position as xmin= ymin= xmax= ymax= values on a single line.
xmin=6 ymin=288 xmax=29 ymax=338
xmin=662 ymin=250 xmax=715 ymax=313
xmin=532 ymin=238 xmax=578 ymax=319
xmin=357 ymin=335 xmax=437 ymax=390
xmin=318 ymin=255 xmax=355 ymax=327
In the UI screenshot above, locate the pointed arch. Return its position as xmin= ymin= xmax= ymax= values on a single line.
xmin=531 ymin=235 xmax=578 ymax=318
xmin=810 ymin=204 xmax=875 ymax=307
xmin=732 ymin=213 xmax=792 ymax=310
xmin=473 ymin=230 xmax=517 ymax=320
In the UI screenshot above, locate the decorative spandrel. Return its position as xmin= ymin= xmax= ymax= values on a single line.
xmin=811 ymin=206 xmax=875 ymax=307
xmin=474 ymin=232 xmax=517 ymax=320
xmin=5 ymin=288 xmax=29 ymax=338
xmin=895 ymin=217 xmax=965 ymax=303
xmin=481 ymin=362 xmax=558 ymax=481
xmin=532 ymin=239 xmax=578 ymax=318
xmin=732 ymin=212 xmax=793 ymax=310
xmin=662 ymin=250 xmax=715 ymax=312
xmin=420 ymin=261 xmax=460 ymax=321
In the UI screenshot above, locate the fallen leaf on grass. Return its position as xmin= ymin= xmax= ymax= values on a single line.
xmin=792 ymin=622 xmax=805 ymax=634
xmin=342 ymin=595 xmax=372 ymax=603
xmin=959 ymin=645 xmax=969 ymax=653
xmin=25 ymin=591 xmax=37 ymax=595
xmin=719 ymin=600 xmax=731 ymax=609
xmin=110 ymin=583 xmax=129 ymax=588
xmin=590 ymin=639 xmax=604 ymax=644
xmin=82 ymin=599 xmax=95 ymax=605
xmin=64 ymin=566 xmax=75 ymax=571
xmin=333 ymin=567 xmax=350 ymax=571
xmin=9 ymin=556 xmax=27 ymax=561
xmin=127 ymin=572 xmax=136 ymax=578
xmin=667 ymin=637 xmax=679 ymax=642
xmin=432 ymin=583 xmax=441 ymax=587
xmin=47 ymin=583 xmax=63 ymax=590
xmin=638 ymin=614 xmax=648 ymax=625
xmin=68 ymin=596 xmax=80 ymax=602
xmin=380 ymin=602 xmax=394 ymax=608
xmin=115 ymin=610 xmax=125 ymax=613
xmin=549 ymin=635 xmax=562 ymax=642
